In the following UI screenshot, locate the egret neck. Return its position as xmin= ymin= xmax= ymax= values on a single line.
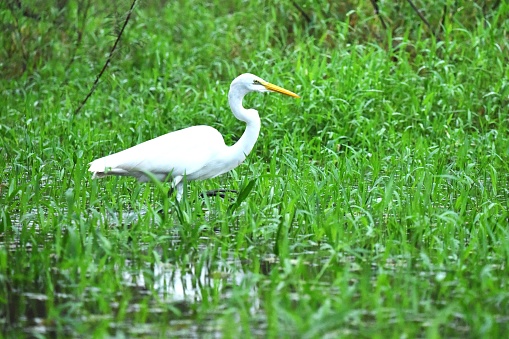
xmin=225 ymin=84 xmax=261 ymax=167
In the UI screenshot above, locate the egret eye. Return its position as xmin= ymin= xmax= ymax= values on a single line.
xmin=253 ymin=80 xmax=261 ymax=85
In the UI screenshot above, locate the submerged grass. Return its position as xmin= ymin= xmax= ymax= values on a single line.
xmin=1 ymin=0 xmax=509 ymax=337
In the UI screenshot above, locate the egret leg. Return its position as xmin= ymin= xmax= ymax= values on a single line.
xmin=176 ymin=183 xmax=184 ymax=202
xmin=166 ymin=184 xmax=184 ymax=201
xmin=200 ymin=189 xmax=238 ymax=199
xmin=158 ymin=178 xmax=183 ymax=216
xmin=169 ymin=176 xmax=184 ymax=201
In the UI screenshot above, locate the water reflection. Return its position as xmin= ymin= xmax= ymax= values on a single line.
xmin=122 ymin=258 xmax=261 ymax=310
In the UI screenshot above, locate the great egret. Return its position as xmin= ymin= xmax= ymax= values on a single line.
xmin=89 ymin=73 xmax=300 ymax=200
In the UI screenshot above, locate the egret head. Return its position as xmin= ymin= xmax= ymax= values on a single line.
xmin=231 ymin=73 xmax=300 ymax=98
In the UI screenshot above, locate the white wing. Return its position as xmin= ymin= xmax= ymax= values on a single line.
xmin=89 ymin=125 xmax=226 ymax=182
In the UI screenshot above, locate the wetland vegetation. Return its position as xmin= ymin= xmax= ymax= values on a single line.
xmin=1 ymin=0 xmax=509 ymax=337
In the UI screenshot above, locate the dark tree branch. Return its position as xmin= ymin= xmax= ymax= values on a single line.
xmin=482 ymin=0 xmax=501 ymax=28
xmin=369 ymin=0 xmax=387 ymax=30
xmin=290 ymin=0 xmax=311 ymax=24
xmin=7 ymin=4 xmax=29 ymax=74
xmin=66 ymin=0 xmax=91 ymax=70
xmin=492 ymin=0 xmax=501 ymax=11
xmin=74 ymin=0 xmax=137 ymax=115
xmin=437 ymin=4 xmax=447 ymax=37
xmin=406 ymin=0 xmax=435 ymax=38
xmin=60 ymin=0 xmax=92 ymax=89
xmin=10 ymin=0 xmax=41 ymax=20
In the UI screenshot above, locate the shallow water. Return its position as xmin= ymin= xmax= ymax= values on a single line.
xmin=2 ymin=211 xmax=271 ymax=337
xmin=3 ymin=202 xmax=507 ymax=337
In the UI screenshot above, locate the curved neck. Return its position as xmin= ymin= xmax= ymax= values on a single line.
xmin=225 ymin=86 xmax=261 ymax=164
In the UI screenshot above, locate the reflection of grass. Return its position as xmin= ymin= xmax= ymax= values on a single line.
xmin=1 ymin=1 xmax=509 ymax=337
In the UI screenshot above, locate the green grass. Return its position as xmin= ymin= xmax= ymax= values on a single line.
xmin=1 ymin=0 xmax=509 ymax=337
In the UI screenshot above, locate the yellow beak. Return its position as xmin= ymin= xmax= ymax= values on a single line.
xmin=261 ymin=80 xmax=300 ymax=98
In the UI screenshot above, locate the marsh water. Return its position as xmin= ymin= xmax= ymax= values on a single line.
xmin=2 ymin=205 xmax=505 ymax=338
xmin=2 ymin=208 xmax=313 ymax=337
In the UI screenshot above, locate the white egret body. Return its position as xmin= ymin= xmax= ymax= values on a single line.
xmin=89 ymin=73 xmax=299 ymax=200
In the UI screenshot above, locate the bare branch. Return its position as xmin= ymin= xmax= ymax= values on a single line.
xmin=9 ymin=0 xmax=41 ymax=20
xmin=74 ymin=0 xmax=137 ymax=115
xmin=369 ymin=0 xmax=387 ymax=30
xmin=290 ymin=0 xmax=311 ymax=25
xmin=6 ymin=3 xmax=29 ymax=75
xmin=60 ymin=0 xmax=92 ymax=87
xmin=406 ymin=0 xmax=435 ymax=38
xmin=436 ymin=4 xmax=447 ymax=37
xmin=492 ymin=0 xmax=501 ymax=11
